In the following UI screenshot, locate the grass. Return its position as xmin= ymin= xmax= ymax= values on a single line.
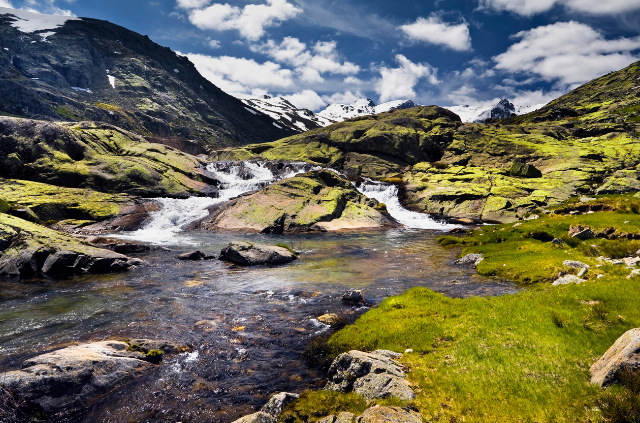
xmin=283 ymin=192 xmax=640 ymax=423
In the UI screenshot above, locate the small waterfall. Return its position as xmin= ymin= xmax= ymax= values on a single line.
xmin=355 ymin=180 xmax=462 ymax=231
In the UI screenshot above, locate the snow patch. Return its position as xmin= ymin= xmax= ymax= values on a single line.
xmin=38 ymin=31 xmax=55 ymax=41
xmin=273 ymin=122 xmax=282 ymax=129
xmin=0 ymin=7 xmax=78 ymax=33
xmin=71 ymin=86 xmax=92 ymax=93
xmin=108 ymin=75 xmax=116 ymax=89
xmin=317 ymin=98 xmax=416 ymax=123
xmin=244 ymin=106 xmax=259 ymax=115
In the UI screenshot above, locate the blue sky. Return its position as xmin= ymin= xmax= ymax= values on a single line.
xmin=4 ymin=0 xmax=640 ymax=111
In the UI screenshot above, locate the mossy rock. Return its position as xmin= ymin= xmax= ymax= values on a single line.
xmin=509 ymin=160 xmax=542 ymax=178
xmin=0 ymin=198 xmax=9 ymax=214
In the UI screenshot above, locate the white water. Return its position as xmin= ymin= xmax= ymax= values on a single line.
xmin=113 ymin=161 xmax=460 ymax=244
xmin=355 ymin=180 xmax=461 ymax=231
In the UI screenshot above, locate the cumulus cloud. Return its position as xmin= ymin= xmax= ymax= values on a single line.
xmin=282 ymin=90 xmax=326 ymax=110
xmin=322 ymin=90 xmax=363 ymax=105
xmin=183 ymin=53 xmax=294 ymax=95
xmin=0 ymin=0 xmax=13 ymax=7
xmin=400 ymin=15 xmax=472 ymax=51
xmin=207 ymin=39 xmax=220 ymax=48
xmin=478 ymin=0 xmax=640 ymax=16
xmin=374 ymin=55 xmax=439 ymax=103
xmin=493 ymin=21 xmax=640 ymax=86
xmin=183 ymin=0 xmax=302 ymax=41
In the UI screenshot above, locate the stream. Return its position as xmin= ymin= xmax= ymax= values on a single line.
xmin=0 ymin=162 xmax=517 ymax=423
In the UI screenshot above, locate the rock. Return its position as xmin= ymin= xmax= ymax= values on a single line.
xmin=0 ymin=197 xmax=9 ymax=214
xmin=552 ymin=275 xmax=585 ymax=286
xmin=0 ymin=341 xmax=151 ymax=417
xmin=317 ymin=313 xmax=343 ymax=327
xmin=509 ymin=160 xmax=542 ymax=178
xmin=564 ymin=260 xmax=590 ymax=270
xmin=358 ymin=406 xmax=422 ymax=423
xmin=577 ymin=267 xmax=588 ymax=277
xmin=552 ymin=238 xmax=564 ymax=247
xmin=127 ymin=339 xmax=182 ymax=355
xmin=178 ymin=250 xmax=213 ymax=261
xmin=231 ymin=412 xmax=277 ymax=423
xmin=623 ymin=257 xmax=640 ymax=267
xmin=341 ymin=289 xmax=365 ymax=304
xmin=13 ymin=206 xmax=39 ymax=222
xmin=318 ymin=412 xmax=357 ymax=423
xmin=591 ymin=328 xmax=640 ymax=387
xmin=219 ymin=242 xmax=297 ymax=266
xmin=261 ymin=392 xmax=299 ymax=417
xmin=627 ymin=269 xmax=640 ymax=279
xmin=569 ymin=225 xmax=595 ymax=240
xmin=113 ymin=243 xmax=151 ymax=254
xmin=325 ymin=350 xmax=415 ymax=400
xmin=455 ymin=253 xmax=484 ymax=266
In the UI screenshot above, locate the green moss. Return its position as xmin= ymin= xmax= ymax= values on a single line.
xmin=279 ymin=391 xmax=369 ymax=423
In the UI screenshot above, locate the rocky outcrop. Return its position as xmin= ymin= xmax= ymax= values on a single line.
xmin=231 ymin=412 xmax=277 ymax=423
xmin=0 ymin=213 xmax=142 ymax=277
xmin=0 ymin=341 xmax=153 ymax=418
xmin=261 ymin=392 xmax=299 ymax=418
xmin=591 ymin=328 xmax=640 ymax=387
xmin=509 ymin=160 xmax=542 ymax=178
xmin=456 ymin=253 xmax=484 ymax=266
xmin=319 ymin=407 xmax=421 ymax=423
xmin=325 ymin=350 xmax=415 ymax=400
xmin=203 ymin=170 xmax=395 ymax=233
xmin=569 ymin=225 xmax=595 ymax=240
xmin=219 ymin=242 xmax=297 ymax=266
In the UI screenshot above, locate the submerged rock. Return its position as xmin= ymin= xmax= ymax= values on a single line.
xmin=341 ymin=289 xmax=365 ymax=304
xmin=1 ymin=341 xmax=152 ymax=418
xmin=220 ymin=241 xmax=297 ymax=266
xmin=325 ymin=350 xmax=415 ymax=400
xmin=261 ymin=392 xmax=299 ymax=417
xmin=591 ymin=328 xmax=640 ymax=387
xmin=178 ymin=250 xmax=214 ymax=261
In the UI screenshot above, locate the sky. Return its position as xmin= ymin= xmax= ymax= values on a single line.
xmin=3 ymin=0 xmax=640 ymax=111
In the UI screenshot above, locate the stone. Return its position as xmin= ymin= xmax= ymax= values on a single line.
xmin=569 ymin=225 xmax=595 ymax=240
xmin=628 ymin=269 xmax=640 ymax=279
xmin=261 ymin=392 xmax=299 ymax=417
xmin=455 ymin=253 xmax=484 ymax=266
xmin=0 ymin=198 xmax=9 ymax=214
xmin=623 ymin=257 xmax=640 ymax=267
xmin=341 ymin=289 xmax=365 ymax=304
xmin=564 ymin=260 xmax=590 ymax=270
xmin=219 ymin=242 xmax=297 ymax=266
xmin=325 ymin=350 xmax=415 ymax=400
xmin=357 ymin=406 xmax=422 ymax=423
xmin=577 ymin=267 xmax=588 ymax=277
xmin=178 ymin=250 xmax=212 ymax=261
xmin=317 ymin=313 xmax=343 ymax=327
xmin=0 ymin=341 xmax=151 ymax=417
xmin=113 ymin=243 xmax=151 ymax=254
xmin=509 ymin=160 xmax=542 ymax=178
xmin=591 ymin=328 xmax=640 ymax=387
xmin=231 ymin=412 xmax=276 ymax=423
xmin=551 ymin=238 xmax=564 ymax=247
xmin=552 ymin=275 xmax=585 ymax=286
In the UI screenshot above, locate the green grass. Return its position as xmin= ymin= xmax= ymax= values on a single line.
xmin=279 ymin=391 xmax=369 ymax=423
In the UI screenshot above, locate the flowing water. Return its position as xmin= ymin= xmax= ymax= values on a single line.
xmin=0 ymin=161 xmax=516 ymax=422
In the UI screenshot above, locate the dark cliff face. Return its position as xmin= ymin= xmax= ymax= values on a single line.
xmin=0 ymin=12 xmax=294 ymax=149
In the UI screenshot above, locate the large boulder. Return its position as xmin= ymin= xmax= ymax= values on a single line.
xmin=0 ymin=341 xmax=151 ymax=418
xmin=220 ymin=241 xmax=297 ymax=266
xmin=590 ymin=328 xmax=640 ymax=387
xmin=325 ymin=350 xmax=415 ymax=400
xmin=203 ymin=170 xmax=395 ymax=233
xmin=261 ymin=392 xmax=299 ymax=417
xmin=357 ymin=406 xmax=422 ymax=423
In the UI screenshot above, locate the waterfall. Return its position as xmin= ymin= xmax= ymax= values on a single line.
xmin=355 ymin=180 xmax=461 ymax=231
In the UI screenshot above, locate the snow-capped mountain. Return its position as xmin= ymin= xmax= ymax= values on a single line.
xmin=237 ymin=95 xmax=333 ymax=133
xmin=316 ymin=98 xmax=416 ymax=122
xmin=446 ymin=99 xmax=545 ymax=123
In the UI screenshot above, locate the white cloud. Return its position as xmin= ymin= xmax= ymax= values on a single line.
xmin=183 ymin=53 xmax=294 ymax=95
xmin=0 ymin=0 xmax=13 ymax=6
xmin=400 ymin=15 xmax=472 ymax=51
xmin=478 ymin=0 xmax=640 ymax=16
xmin=322 ymin=90 xmax=363 ymax=105
xmin=282 ymin=90 xmax=326 ymax=110
xmin=185 ymin=0 xmax=302 ymax=41
xmin=207 ymin=39 xmax=220 ymax=48
xmin=374 ymin=55 xmax=439 ymax=103
xmin=493 ymin=21 xmax=640 ymax=85
xmin=176 ymin=0 xmax=208 ymax=9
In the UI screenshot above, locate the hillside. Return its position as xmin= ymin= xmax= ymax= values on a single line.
xmin=0 ymin=7 xmax=293 ymax=150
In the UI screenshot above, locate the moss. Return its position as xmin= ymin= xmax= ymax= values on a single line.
xmin=279 ymin=391 xmax=369 ymax=423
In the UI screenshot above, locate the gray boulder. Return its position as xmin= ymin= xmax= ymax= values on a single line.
xmin=552 ymin=275 xmax=585 ymax=286
xmin=220 ymin=241 xmax=297 ymax=266
xmin=0 ymin=341 xmax=151 ymax=417
xmin=261 ymin=392 xmax=299 ymax=417
xmin=591 ymin=328 xmax=640 ymax=387
xmin=455 ymin=253 xmax=484 ymax=266
xmin=569 ymin=225 xmax=595 ymax=240
xmin=178 ymin=250 xmax=213 ymax=261
xmin=358 ymin=406 xmax=422 ymax=423
xmin=563 ymin=260 xmax=590 ymax=270
xmin=231 ymin=412 xmax=276 ymax=423
xmin=325 ymin=350 xmax=415 ymax=400
xmin=318 ymin=412 xmax=357 ymax=423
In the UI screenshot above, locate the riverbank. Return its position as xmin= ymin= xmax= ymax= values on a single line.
xmin=282 ymin=193 xmax=640 ymax=423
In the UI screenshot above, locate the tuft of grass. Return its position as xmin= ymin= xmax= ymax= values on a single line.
xmin=276 ymin=242 xmax=296 ymax=254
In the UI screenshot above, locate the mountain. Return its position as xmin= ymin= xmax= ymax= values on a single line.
xmin=237 ymin=95 xmax=333 ymax=133
xmin=316 ymin=98 xmax=416 ymax=123
xmin=446 ymin=99 xmax=545 ymax=123
xmin=0 ymin=7 xmax=293 ymax=150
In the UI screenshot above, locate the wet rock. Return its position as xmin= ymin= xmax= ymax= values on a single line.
xmin=569 ymin=225 xmax=595 ymax=240
xmin=552 ymin=275 xmax=585 ymax=286
xmin=563 ymin=260 xmax=590 ymax=270
xmin=341 ymin=289 xmax=365 ymax=304
xmin=231 ymin=411 xmax=277 ymax=423
xmin=261 ymin=392 xmax=299 ymax=417
xmin=325 ymin=350 xmax=415 ymax=400
xmin=317 ymin=313 xmax=343 ymax=327
xmin=358 ymin=406 xmax=422 ymax=423
xmin=456 ymin=253 xmax=484 ymax=266
xmin=113 ymin=243 xmax=151 ymax=254
xmin=178 ymin=250 xmax=213 ymax=261
xmin=0 ymin=341 xmax=151 ymax=417
xmin=219 ymin=241 xmax=297 ymax=266
xmin=128 ymin=339 xmax=182 ymax=355
xmin=591 ymin=328 xmax=640 ymax=387
xmin=509 ymin=160 xmax=542 ymax=178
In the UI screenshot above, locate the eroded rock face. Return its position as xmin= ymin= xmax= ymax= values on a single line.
xmin=325 ymin=350 xmax=415 ymax=400
xmin=0 ymin=341 xmax=151 ymax=418
xmin=591 ymin=328 xmax=640 ymax=387
xmin=219 ymin=242 xmax=297 ymax=266
xmin=203 ymin=170 xmax=395 ymax=233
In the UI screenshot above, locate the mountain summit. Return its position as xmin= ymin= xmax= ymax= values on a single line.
xmin=317 ymin=98 xmax=416 ymax=123
xmin=0 ymin=7 xmax=293 ymax=149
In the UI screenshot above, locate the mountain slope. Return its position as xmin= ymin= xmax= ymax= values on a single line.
xmin=0 ymin=7 xmax=293 ymax=149
xmin=238 ymin=95 xmax=333 ymax=132
xmin=446 ymin=99 xmax=545 ymax=123
xmin=316 ymin=98 xmax=416 ymax=122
